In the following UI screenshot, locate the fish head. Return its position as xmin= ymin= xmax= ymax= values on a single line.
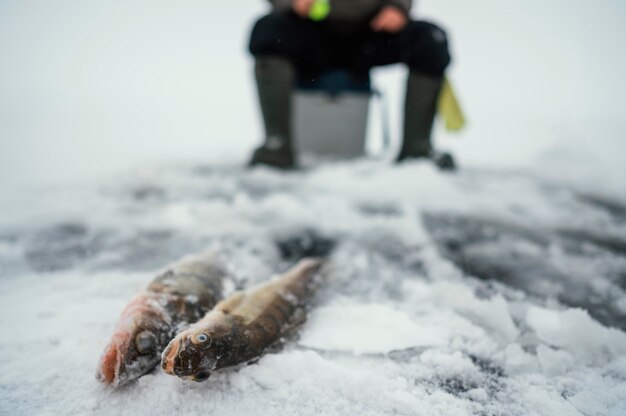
xmin=161 ymin=325 xmax=227 ymax=382
xmin=96 ymin=305 xmax=170 ymax=387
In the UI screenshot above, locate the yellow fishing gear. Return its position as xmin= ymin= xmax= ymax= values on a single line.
xmin=438 ymin=77 xmax=466 ymax=132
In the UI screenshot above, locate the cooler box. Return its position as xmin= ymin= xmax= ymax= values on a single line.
xmin=294 ymin=69 xmax=371 ymax=158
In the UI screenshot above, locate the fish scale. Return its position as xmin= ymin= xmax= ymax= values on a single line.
xmin=161 ymin=258 xmax=324 ymax=382
xmin=95 ymin=251 xmax=227 ymax=387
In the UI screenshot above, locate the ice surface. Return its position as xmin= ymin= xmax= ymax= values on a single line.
xmin=526 ymin=306 xmax=626 ymax=364
xmin=1 ymin=161 xmax=625 ymax=416
xmin=299 ymin=298 xmax=448 ymax=354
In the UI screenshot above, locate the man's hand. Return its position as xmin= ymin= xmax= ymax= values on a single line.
xmin=293 ymin=0 xmax=315 ymax=18
xmin=371 ymin=6 xmax=408 ymax=33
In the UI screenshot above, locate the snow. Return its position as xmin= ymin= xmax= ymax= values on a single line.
xmin=299 ymin=298 xmax=448 ymax=354
xmin=526 ymin=306 xmax=626 ymax=364
xmin=1 ymin=0 xmax=626 ymax=415
xmin=1 ymin=161 xmax=626 ymax=415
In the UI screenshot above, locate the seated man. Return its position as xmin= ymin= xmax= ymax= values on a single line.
xmin=248 ymin=0 xmax=453 ymax=169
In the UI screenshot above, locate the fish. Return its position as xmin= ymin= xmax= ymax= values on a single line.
xmin=96 ymin=251 xmax=227 ymax=387
xmin=161 ymin=258 xmax=324 ymax=382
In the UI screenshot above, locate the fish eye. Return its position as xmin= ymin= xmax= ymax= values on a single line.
xmin=194 ymin=333 xmax=210 ymax=344
xmin=135 ymin=331 xmax=157 ymax=354
xmin=194 ymin=371 xmax=211 ymax=382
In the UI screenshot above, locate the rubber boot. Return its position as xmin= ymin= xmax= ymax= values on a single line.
xmin=249 ymin=57 xmax=296 ymax=169
xmin=397 ymin=71 xmax=456 ymax=171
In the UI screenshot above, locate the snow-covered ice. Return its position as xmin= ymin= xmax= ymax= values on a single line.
xmin=1 ymin=161 xmax=625 ymax=416
xmin=1 ymin=0 xmax=626 ymax=414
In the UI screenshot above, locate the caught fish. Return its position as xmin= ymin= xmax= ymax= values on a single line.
xmin=96 ymin=251 xmax=227 ymax=387
xmin=161 ymin=258 xmax=324 ymax=382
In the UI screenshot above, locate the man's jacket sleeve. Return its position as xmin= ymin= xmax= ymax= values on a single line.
xmin=266 ymin=0 xmax=414 ymax=15
xmin=384 ymin=0 xmax=413 ymax=14
xmin=267 ymin=0 xmax=292 ymax=12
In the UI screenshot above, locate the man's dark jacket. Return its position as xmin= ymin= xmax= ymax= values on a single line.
xmin=268 ymin=0 xmax=413 ymax=22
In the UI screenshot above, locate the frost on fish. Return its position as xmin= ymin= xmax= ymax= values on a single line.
xmin=96 ymin=251 xmax=227 ymax=387
xmin=161 ymin=258 xmax=324 ymax=382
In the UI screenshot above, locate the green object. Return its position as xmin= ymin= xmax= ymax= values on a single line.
xmin=309 ymin=0 xmax=330 ymax=21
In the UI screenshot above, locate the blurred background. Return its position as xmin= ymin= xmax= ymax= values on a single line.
xmin=1 ymin=0 xmax=625 ymax=194
xmin=2 ymin=4 xmax=626 ymax=414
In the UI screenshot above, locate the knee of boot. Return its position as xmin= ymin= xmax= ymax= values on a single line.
xmin=406 ymin=21 xmax=452 ymax=76
xmin=249 ymin=13 xmax=293 ymax=56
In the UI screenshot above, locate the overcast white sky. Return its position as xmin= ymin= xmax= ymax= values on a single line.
xmin=0 ymin=0 xmax=625 ymax=193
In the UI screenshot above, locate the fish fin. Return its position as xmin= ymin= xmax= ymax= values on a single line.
xmin=287 ymin=306 xmax=307 ymax=329
xmin=259 ymin=311 xmax=306 ymax=356
xmin=215 ymin=291 xmax=246 ymax=313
